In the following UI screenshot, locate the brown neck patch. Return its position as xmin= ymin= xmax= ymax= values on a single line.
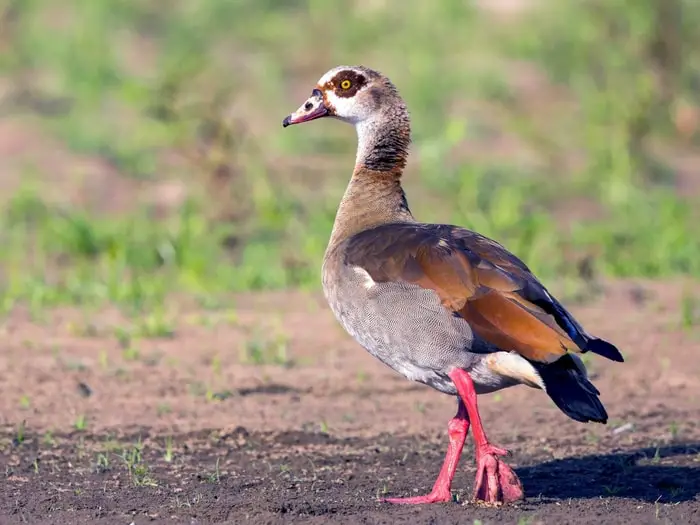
xmin=326 ymin=167 xmax=415 ymax=250
xmin=361 ymin=123 xmax=410 ymax=172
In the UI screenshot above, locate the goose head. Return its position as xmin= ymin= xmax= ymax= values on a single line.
xmin=282 ymin=65 xmax=400 ymax=128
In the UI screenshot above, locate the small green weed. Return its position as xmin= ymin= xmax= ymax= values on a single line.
xmin=164 ymin=436 xmax=174 ymax=463
xmin=240 ymin=330 xmax=293 ymax=367
xmin=19 ymin=395 xmax=31 ymax=409
xmin=122 ymin=346 xmax=141 ymax=362
xmin=94 ymin=453 xmax=111 ymax=473
xmin=42 ymin=430 xmax=55 ymax=446
xmin=204 ymin=458 xmax=221 ymax=484
xmin=74 ymin=415 xmax=88 ymax=431
xmin=681 ymin=292 xmax=700 ymax=329
xmin=117 ymin=439 xmax=157 ymax=487
xmin=14 ymin=420 xmax=26 ymax=446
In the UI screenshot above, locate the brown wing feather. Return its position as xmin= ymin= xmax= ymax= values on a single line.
xmin=344 ymin=224 xmax=579 ymax=363
xmin=462 ymin=292 xmax=573 ymax=362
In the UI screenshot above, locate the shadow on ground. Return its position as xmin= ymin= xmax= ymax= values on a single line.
xmin=517 ymin=444 xmax=700 ymax=503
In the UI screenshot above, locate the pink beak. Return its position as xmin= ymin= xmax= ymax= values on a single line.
xmin=283 ymin=89 xmax=329 ymax=127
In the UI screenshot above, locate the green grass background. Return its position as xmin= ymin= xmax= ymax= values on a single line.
xmin=0 ymin=0 xmax=699 ymax=314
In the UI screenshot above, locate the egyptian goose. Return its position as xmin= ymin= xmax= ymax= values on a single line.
xmin=282 ymin=66 xmax=623 ymax=505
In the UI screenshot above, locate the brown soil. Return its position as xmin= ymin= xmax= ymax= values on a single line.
xmin=0 ymin=280 xmax=699 ymax=524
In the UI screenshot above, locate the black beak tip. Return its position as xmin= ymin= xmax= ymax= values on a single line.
xmin=282 ymin=115 xmax=291 ymax=128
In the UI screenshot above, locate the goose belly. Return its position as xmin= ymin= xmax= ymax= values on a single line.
xmin=321 ymin=265 xmax=511 ymax=395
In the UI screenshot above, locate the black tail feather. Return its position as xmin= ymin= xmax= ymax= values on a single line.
xmin=529 ymin=289 xmax=624 ymax=364
xmin=585 ymin=338 xmax=624 ymax=363
xmin=536 ymin=354 xmax=608 ymax=424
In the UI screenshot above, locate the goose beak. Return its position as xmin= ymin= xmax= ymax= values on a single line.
xmin=283 ymin=89 xmax=329 ymax=127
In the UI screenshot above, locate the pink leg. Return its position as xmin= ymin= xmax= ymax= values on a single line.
xmin=382 ymin=400 xmax=469 ymax=504
xmin=448 ymin=368 xmax=524 ymax=505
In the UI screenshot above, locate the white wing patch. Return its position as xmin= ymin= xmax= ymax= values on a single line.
xmin=486 ymin=351 xmax=545 ymax=390
xmin=353 ymin=266 xmax=376 ymax=290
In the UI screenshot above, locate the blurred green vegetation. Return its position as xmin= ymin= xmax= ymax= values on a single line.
xmin=0 ymin=0 xmax=698 ymax=312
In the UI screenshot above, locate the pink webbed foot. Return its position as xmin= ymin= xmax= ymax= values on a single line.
xmin=382 ymin=402 xmax=469 ymax=505
xmin=472 ymin=444 xmax=524 ymax=505
xmin=381 ymin=489 xmax=453 ymax=505
xmin=448 ymin=367 xmax=524 ymax=505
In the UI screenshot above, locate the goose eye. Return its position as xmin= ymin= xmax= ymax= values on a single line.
xmin=340 ymin=79 xmax=352 ymax=90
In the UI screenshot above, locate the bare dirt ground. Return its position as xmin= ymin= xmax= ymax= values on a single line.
xmin=0 ymin=280 xmax=699 ymax=525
